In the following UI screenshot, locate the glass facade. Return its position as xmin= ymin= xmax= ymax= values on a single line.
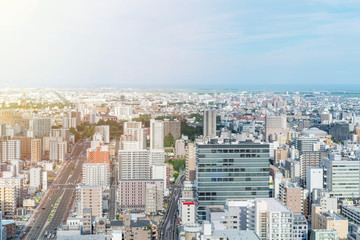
xmin=196 ymin=142 xmax=270 ymax=221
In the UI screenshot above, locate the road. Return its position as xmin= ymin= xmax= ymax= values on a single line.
xmin=108 ymin=140 xmax=119 ymax=220
xmin=160 ymin=175 xmax=185 ymax=240
xmin=26 ymin=140 xmax=89 ymax=240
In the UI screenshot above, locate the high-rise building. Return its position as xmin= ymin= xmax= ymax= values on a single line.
xmin=31 ymin=139 xmax=41 ymax=162
xmin=323 ymin=153 xmax=360 ymax=199
xmin=164 ymin=120 xmax=181 ymax=139
xmin=0 ymin=185 xmax=16 ymax=217
xmin=118 ymin=150 xmax=150 ymax=180
xmin=265 ymin=115 xmax=287 ymax=141
xmin=33 ymin=118 xmax=51 ymax=138
xmin=29 ymin=167 xmax=42 ymax=190
xmin=123 ymin=121 xmax=147 ymax=149
xmin=196 ymin=141 xmax=270 ymax=221
xmin=203 ymin=110 xmax=216 ymax=137
xmin=58 ymin=142 xmax=66 ymax=161
xmin=306 ymin=167 xmax=324 ymax=196
xmin=149 ymin=149 xmax=165 ymax=165
xmin=1 ymin=140 xmax=21 ymax=162
xmin=117 ymin=179 xmax=163 ymax=210
xmin=279 ymin=180 xmax=304 ymax=214
xmin=150 ymin=119 xmax=164 ymax=150
xmin=49 ymin=141 xmax=59 ymax=161
xmin=83 ymin=163 xmax=110 ymax=189
xmin=186 ymin=142 xmax=196 ymax=182
xmin=88 ymin=147 xmax=110 ymax=169
xmin=145 ymin=184 xmax=163 ymax=215
xmin=0 ymin=178 xmax=23 ymax=206
xmin=150 ymin=164 xmax=169 ymax=190
xmin=12 ymin=137 xmax=32 ymax=155
xmin=295 ymin=137 xmax=319 ymax=152
xmin=175 ymin=139 xmax=185 ymax=157
xmin=299 ymin=151 xmax=328 ymax=187
xmin=76 ymin=185 xmax=103 ymax=218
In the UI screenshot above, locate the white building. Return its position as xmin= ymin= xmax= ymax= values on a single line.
xmin=323 ymin=153 xmax=360 ymax=198
xmin=42 ymin=171 xmax=48 ymax=191
xmin=49 ymin=141 xmax=59 ymax=161
xmin=149 ymin=149 xmax=165 ymax=165
xmin=150 ymin=119 xmax=164 ymax=150
xmin=29 ymin=167 xmax=42 ymax=190
xmin=1 ymin=140 xmax=21 ymax=162
xmin=95 ymin=125 xmax=110 ymax=144
xmin=179 ymin=199 xmax=196 ymax=225
xmin=203 ymin=110 xmax=217 ymax=137
xmin=118 ymin=150 xmax=150 ymax=180
xmin=150 ymin=164 xmax=168 ymax=190
xmin=83 ymin=163 xmax=110 ymax=189
xmin=306 ymin=167 xmax=324 ymax=196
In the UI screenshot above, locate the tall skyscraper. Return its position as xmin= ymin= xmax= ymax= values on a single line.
xmin=33 ymin=118 xmax=51 ymax=138
xmin=31 ymin=139 xmax=42 ymax=162
xmin=203 ymin=110 xmax=216 ymax=137
xmin=150 ymin=119 xmax=164 ymax=150
xmin=196 ymin=141 xmax=270 ymax=221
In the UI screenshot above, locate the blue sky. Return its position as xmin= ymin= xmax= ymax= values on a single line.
xmin=0 ymin=0 xmax=360 ymax=89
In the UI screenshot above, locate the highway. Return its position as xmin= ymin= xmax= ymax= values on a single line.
xmin=26 ymin=140 xmax=89 ymax=240
xmin=160 ymin=174 xmax=185 ymax=240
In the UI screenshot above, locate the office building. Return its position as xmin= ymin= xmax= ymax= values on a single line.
xmin=196 ymin=141 xmax=270 ymax=221
xmin=83 ymin=163 xmax=110 ymax=189
xmin=150 ymin=119 xmax=164 ymax=150
xmin=58 ymin=142 xmax=66 ymax=161
xmin=310 ymin=229 xmax=338 ymax=240
xmin=295 ymin=138 xmax=319 ymax=152
xmin=323 ymin=154 xmax=360 ymax=198
xmin=203 ymin=110 xmax=216 ymax=137
xmin=341 ymin=204 xmax=360 ymax=225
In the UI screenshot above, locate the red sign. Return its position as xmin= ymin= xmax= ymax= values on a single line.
xmin=183 ymin=202 xmax=195 ymax=205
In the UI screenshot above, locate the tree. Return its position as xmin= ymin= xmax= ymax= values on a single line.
xmin=173 ymin=159 xmax=185 ymax=172
xmin=164 ymin=133 xmax=175 ymax=147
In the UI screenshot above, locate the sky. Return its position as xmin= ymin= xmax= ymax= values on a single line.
xmin=0 ymin=0 xmax=360 ymax=89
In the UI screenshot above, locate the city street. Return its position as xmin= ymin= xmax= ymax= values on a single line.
xmin=26 ymin=140 xmax=90 ymax=240
xmin=160 ymin=174 xmax=185 ymax=240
